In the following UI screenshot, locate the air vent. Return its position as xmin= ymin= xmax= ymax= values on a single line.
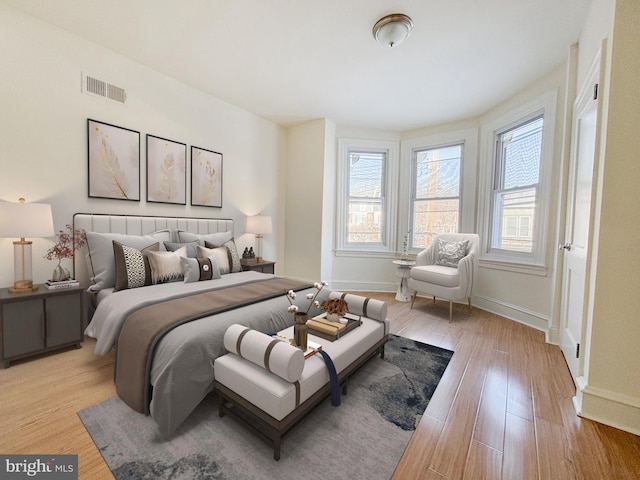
xmin=81 ymin=72 xmax=127 ymax=103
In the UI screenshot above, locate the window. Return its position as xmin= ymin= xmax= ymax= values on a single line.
xmin=347 ymin=150 xmax=385 ymax=244
xmin=411 ymin=144 xmax=462 ymax=249
xmin=478 ymin=90 xmax=556 ymax=270
xmin=336 ymin=139 xmax=398 ymax=255
xmin=491 ymin=117 xmax=543 ymax=253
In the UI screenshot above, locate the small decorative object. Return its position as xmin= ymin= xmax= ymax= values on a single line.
xmin=242 ymin=247 xmax=250 ymax=259
xmin=320 ymin=297 xmax=348 ymax=323
xmin=248 ymin=247 xmax=255 ymax=258
xmin=286 ymin=281 xmax=328 ymax=351
xmin=401 ymin=229 xmax=411 ymax=260
xmin=44 ymin=225 xmax=86 ymax=282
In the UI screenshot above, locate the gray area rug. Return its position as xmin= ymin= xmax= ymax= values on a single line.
xmin=78 ymin=335 xmax=453 ymax=480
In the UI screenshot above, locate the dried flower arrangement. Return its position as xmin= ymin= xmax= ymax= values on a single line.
xmin=286 ymin=281 xmax=328 ymax=315
xmin=44 ymin=225 xmax=86 ymax=262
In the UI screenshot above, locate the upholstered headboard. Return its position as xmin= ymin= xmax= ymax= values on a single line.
xmin=73 ymin=213 xmax=234 ymax=287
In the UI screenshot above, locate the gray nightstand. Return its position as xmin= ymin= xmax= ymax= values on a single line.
xmin=0 ymin=285 xmax=85 ymax=368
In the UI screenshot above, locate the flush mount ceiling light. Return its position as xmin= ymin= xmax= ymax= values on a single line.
xmin=372 ymin=13 xmax=413 ymax=47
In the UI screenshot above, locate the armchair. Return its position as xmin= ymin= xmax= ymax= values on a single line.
xmin=408 ymin=233 xmax=479 ymax=322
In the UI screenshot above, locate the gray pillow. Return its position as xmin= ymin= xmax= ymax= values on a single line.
xmin=181 ymin=255 xmax=222 ymax=283
xmin=164 ymin=241 xmax=200 ymax=258
xmin=85 ymin=230 xmax=171 ymax=292
xmin=436 ymin=239 xmax=469 ymax=268
xmin=176 ymin=230 xmax=232 ymax=245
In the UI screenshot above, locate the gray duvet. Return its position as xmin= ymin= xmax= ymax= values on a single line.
xmin=84 ymin=271 xmax=329 ymax=436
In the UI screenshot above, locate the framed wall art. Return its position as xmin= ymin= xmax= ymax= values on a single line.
xmin=191 ymin=146 xmax=223 ymax=208
xmin=87 ymin=119 xmax=140 ymax=201
xmin=146 ymin=134 xmax=186 ymax=205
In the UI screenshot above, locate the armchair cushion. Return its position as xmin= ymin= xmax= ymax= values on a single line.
xmin=410 ymin=265 xmax=460 ymax=288
xmin=436 ymin=239 xmax=469 ymax=268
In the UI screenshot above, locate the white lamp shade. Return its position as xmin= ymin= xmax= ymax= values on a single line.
xmin=246 ymin=215 xmax=273 ymax=235
xmin=0 ymin=201 xmax=54 ymax=238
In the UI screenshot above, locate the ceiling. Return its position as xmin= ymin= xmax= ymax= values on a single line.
xmin=5 ymin=0 xmax=591 ymax=131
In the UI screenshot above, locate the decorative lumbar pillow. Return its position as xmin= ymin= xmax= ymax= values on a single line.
xmin=146 ymin=246 xmax=187 ymax=284
xmin=197 ymin=245 xmax=230 ymax=274
xmin=176 ymin=230 xmax=232 ymax=246
xmin=113 ymin=241 xmax=159 ymax=291
xmin=181 ymin=256 xmax=222 ymax=283
xmin=204 ymin=239 xmax=242 ymax=273
xmin=223 ymin=324 xmax=304 ymax=383
xmin=436 ymin=239 xmax=469 ymax=268
xmin=163 ymin=241 xmax=200 ymax=258
xmin=85 ymin=230 xmax=171 ymax=292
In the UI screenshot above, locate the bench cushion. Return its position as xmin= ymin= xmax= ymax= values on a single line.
xmin=214 ymin=317 xmax=386 ymax=421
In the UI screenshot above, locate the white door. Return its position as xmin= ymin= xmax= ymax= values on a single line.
xmin=559 ymin=52 xmax=603 ymax=380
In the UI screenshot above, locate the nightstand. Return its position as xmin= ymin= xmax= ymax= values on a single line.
xmin=0 ymin=285 xmax=85 ymax=368
xmin=240 ymin=259 xmax=275 ymax=274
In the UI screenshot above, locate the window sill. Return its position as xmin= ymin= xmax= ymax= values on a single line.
xmin=334 ymin=249 xmax=397 ymax=259
xmin=479 ymin=258 xmax=548 ymax=276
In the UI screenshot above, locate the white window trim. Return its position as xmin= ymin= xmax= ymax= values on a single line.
xmin=399 ymin=128 xmax=478 ymax=255
xmin=478 ymin=90 xmax=557 ymax=272
xmin=335 ymin=138 xmax=399 ymax=256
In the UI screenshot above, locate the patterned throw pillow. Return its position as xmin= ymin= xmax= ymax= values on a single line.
xmin=204 ymin=239 xmax=242 ymax=273
xmin=146 ymin=246 xmax=188 ymax=284
xmin=436 ymin=239 xmax=469 ymax=268
xmin=113 ymin=241 xmax=159 ymax=291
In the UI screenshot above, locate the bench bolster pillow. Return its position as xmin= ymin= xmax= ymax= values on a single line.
xmin=328 ymin=292 xmax=387 ymax=323
xmin=223 ymin=324 xmax=304 ymax=383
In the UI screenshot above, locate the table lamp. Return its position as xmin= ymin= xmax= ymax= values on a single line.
xmin=0 ymin=198 xmax=54 ymax=293
xmin=245 ymin=214 xmax=272 ymax=263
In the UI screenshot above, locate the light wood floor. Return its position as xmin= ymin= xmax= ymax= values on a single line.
xmin=0 ymin=293 xmax=638 ymax=479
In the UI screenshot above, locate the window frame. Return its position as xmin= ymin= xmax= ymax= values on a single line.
xmin=478 ymin=90 xmax=557 ymax=272
xmin=336 ymin=138 xmax=399 ymax=256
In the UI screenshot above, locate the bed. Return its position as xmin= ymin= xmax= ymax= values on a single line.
xmin=73 ymin=213 xmax=329 ymax=436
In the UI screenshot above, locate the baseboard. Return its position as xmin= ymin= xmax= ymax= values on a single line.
xmin=573 ymin=376 xmax=640 ymax=435
xmin=329 ymin=280 xmax=395 ymax=293
xmin=472 ymin=294 xmax=549 ymax=333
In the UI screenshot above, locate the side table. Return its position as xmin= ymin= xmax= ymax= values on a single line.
xmin=240 ymin=259 xmax=275 ymax=274
xmin=0 ymin=284 xmax=85 ymax=368
xmin=392 ymin=260 xmax=416 ymax=302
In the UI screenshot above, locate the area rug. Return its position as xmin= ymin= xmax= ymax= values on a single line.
xmin=78 ymin=335 xmax=453 ymax=480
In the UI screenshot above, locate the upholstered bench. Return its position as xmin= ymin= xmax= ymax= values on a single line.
xmin=213 ymin=292 xmax=389 ymax=460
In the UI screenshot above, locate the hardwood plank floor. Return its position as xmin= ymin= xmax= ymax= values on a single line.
xmin=0 ymin=292 xmax=638 ymax=479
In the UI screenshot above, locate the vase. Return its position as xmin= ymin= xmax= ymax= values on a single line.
xmin=327 ymin=313 xmax=341 ymax=323
xmin=52 ymin=262 xmax=70 ymax=282
xmin=293 ymin=312 xmax=308 ymax=351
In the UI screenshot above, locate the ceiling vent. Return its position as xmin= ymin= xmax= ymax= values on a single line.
xmin=81 ymin=72 xmax=127 ymax=103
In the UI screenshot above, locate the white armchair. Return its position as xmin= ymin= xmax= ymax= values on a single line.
xmin=408 ymin=233 xmax=479 ymax=322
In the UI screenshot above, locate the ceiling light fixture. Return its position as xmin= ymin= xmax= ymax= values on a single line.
xmin=372 ymin=13 xmax=413 ymax=48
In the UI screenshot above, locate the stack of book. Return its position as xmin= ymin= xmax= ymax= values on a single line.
xmin=44 ymin=279 xmax=80 ymax=290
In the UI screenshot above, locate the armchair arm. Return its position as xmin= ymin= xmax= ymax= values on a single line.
xmin=415 ymin=242 xmax=438 ymax=266
xmin=455 ymin=252 xmax=478 ymax=297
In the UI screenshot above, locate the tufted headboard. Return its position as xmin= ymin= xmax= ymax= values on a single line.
xmin=72 ymin=213 xmax=234 ymax=288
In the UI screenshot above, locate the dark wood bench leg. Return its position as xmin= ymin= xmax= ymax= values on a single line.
xmin=218 ymin=395 xmax=226 ymax=417
xmin=380 ymin=345 xmax=385 ymax=359
xmin=274 ymin=439 xmax=281 ymax=461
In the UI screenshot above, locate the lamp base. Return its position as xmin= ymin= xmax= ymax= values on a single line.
xmin=256 ymin=256 xmax=264 ymax=263
xmin=9 ymin=280 xmax=39 ymax=293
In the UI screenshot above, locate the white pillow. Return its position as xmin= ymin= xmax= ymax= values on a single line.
xmin=181 ymin=255 xmax=222 ymax=283
xmin=146 ymin=246 xmax=187 ymax=284
xmin=85 ymin=230 xmax=171 ymax=292
xmin=176 ymin=230 xmax=232 ymax=245
xmin=197 ymin=245 xmax=230 ymax=274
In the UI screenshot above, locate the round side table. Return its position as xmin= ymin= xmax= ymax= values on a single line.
xmin=392 ymin=260 xmax=416 ymax=302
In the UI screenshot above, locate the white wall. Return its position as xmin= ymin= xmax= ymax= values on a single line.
xmin=0 ymin=3 xmax=284 ymax=287
xmin=573 ymin=0 xmax=640 ymax=434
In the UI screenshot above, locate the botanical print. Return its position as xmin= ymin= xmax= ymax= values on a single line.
xmin=147 ymin=135 xmax=186 ymax=204
xmin=191 ymin=146 xmax=222 ymax=207
xmin=88 ymin=119 xmax=140 ymax=201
